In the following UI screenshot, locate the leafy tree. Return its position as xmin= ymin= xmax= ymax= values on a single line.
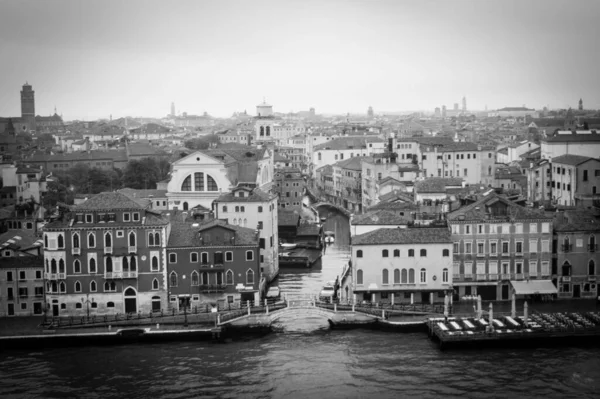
xmin=44 ymin=179 xmax=75 ymax=207
xmin=184 ymin=134 xmax=220 ymax=150
xmin=122 ymin=158 xmax=161 ymax=189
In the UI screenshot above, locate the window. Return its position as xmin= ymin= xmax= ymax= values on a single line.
xmin=58 ymin=234 xmax=64 ymax=249
xmin=478 ymin=224 xmax=483 ymax=234
xmin=73 ymin=233 xmax=80 ymax=249
xmin=408 ymin=269 xmax=415 ymax=283
xmin=530 ymin=223 xmax=538 ymax=233
xmin=88 ymin=233 xmax=96 ymax=248
xmin=442 ymin=268 xmax=449 ymax=283
xmin=222 ymin=206 xmax=228 ymax=212
xmin=465 ymin=242 xmax=472 ymax=254
xmin=151 ymin=255 xmax=159 ymax=271
xmin=132 ymin=213 xmax=140 ymax=222
xmin=258 ymin=206 xmax=263 ymax=213
xmin=74 ymin=281 xmax=81 ymax=293
xmin=191 ymin=271 xmax=199 ymax=286
xmin=394 ymin=269 xmax=400 ymax=284
xmin=90 ymin=280 xmax=97 ymax=292
xmin=516 ymin=262 xmax=523 ymax=274
xmin=408 ymin=249 xmax=414 ymax=257
xmin=85 ymin=214 xmax=93 ymax=223
xmin=465 ymin=225 xmax=471 ymax=234
xmin=19 ymin=271 xmax=26 ymax=281
xmin=190 ymin=252 xmax=198 ymax=263
xmin=59 ymin=282 xmax=66 ymax=293
xmin=246 ymin=269 xmax=255 ymax=284
xmin=420 ymin=268 xmax=426 ymax=283
xmin=194 ymin=172 xmax=204 ymax=191
xmin=170 ymin=272 xmax=178 ymax=287
xmin=89 ymin=256 xmax=97 ymax=274
xmin=74 ymin=260 xmax=81 ymax=273
xmin=357 ymin=269 xmax=363 ymax=285
xmin=200 ymin=252 xmax=209 ymax=264
xmin=393 ymin=249 xmax=400 ymax=257
xmin=104 ymin=232 xmax=112 ymax=248
xmin=152 ymin=278 xmax=159 ymax=290
xmin=529 ymin=261 xmax=538 ymax=276
xmin=490 ymin=241 xmax=497 ymax=255
xmin=181 ymin=175 xmax=192 ymax=191
xmin=148 ymin=232 xmax=161 ymax=247
xmin=356 ymin=250 xmax=363 ymax=258
xmin=123 ymin=213 xmax=130 ymax=222
xmin=401 ymin=269 xmax=408 ymax=284
xmin=169 ymin=253 xmax=177 ymax=263
xmin=502 ymin=241 xmax=509 ymax=254
xmin=515 ymin=223 xmax=523 ymax=234
xmin=246 ymin=251 xmax=254 ymax=261
xmin=489 ymin=261 xmax=498 ymax=275
xmin=382 ymin=269 xmax=389 ymax=285
xmin=516 ymin=241 xmax=523 ymax=254
xmin=104 ymin=281 xmax=116 ymax=292
xmin=529 ymin=240 xmax=538 ymax=253
xmin=382 ymin=249 xmax=389 ymax=258
xmin=225 ymin=252 xmax=233 ymax=262
xmin=116 ymin=230 xmax=124 ymax=238
xmin=589 ymin=260 xmax=595 ymax=276
xmin=214 ymin=252 xmax=224 ymax=265
xmin=453 ymin=242 xmax=459 ymax=253
xmin=442 ymin=249 xmax=449 ymax=257
xmin=420 ymin=249 xmax=427 ymax=257
xmin=226 ymin=270 xmax=234 ymax=285
xmin=541 ymin=223 xmax=550 ymax=233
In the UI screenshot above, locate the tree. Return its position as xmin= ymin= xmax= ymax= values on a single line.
xmin=44 ymin=180 xmax=74 ymax=207
xmin=122 ymin=158 xmax=161 ymax=189
xmin=184 ymin=134 xmax=220 ymax=150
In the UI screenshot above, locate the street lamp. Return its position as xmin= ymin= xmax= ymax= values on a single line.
xmin=82 ymin=294 xmax=94 ymax=320
xmin=182 ymin=275 xmax=188 ymax=327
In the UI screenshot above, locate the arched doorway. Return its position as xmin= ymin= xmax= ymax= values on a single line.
xmin=124 ymin=287 xmax=137 ymax=314
xmin=183 ymin=202 xmax=189 ymax=211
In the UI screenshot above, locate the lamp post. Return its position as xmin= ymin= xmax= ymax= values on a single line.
xmin=81 ymin=294 xmax=93 ymax=320
xmin=182 ymin=275 xmax=188 ymax=327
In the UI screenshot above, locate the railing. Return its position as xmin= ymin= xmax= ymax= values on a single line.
xmin=122 ymin=271 xmax=138 ymax=279
xmin=45 ymin=273 xmax=57 ymax=280
xmin=199 ymin=284 xmax=227 ymax=293
xmin=488 ymin=274 xmax=498 ymax=281
xmin=105 ymin=272 xmax=122 ymax=279
xmin=500 ymin=273 xmax=511 ymax=280
xmin=105 ymin=246 xmax=113 ymax=254
xmin=476 ymin=274 xmax=487 ymax=281
xmin=464 ymin=274 xmax=473 ymax=280
xmin=128 ymin=246 xmax=137 ymax=254
xmin=589 ymin=244 xmax=598 ymax=252
xmin=515 ymin=273 xmax=524 ymax=280
xmin=589 ymin=276 xmax=597 ymax=282
xmin=58 ymin=273 xmax=67 ymax=280
xmin=72 ymin=248 xmax=81 ymax=255
xmin=562 ymin=276 xmax=571 ymax=282
xmin=562 ymin=244 xmax=572 ymax=253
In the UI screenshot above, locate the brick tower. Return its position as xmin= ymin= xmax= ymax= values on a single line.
xmin=21 ymin=82 xmax=36 ymax=132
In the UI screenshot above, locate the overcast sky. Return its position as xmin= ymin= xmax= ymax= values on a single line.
xmin=1 ymin=0 xmax=599 ymax=120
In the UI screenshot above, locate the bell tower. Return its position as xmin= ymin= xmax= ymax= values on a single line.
xmin=20 ymin=82 xmax=36 ymax=132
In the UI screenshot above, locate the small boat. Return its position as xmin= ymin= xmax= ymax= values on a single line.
xmin=324 ymin=231 xmax=335 ymax=244
xmin=280 ymin=243 xmax=297 ymax=249
xmin=266 ymin=286 xmax=281 ymax=299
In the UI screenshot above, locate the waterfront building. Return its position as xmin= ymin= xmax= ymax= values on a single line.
xmin=166 ymin=147 xmax=273 ymax=210
xmin=541 ymin=130 xmax=600 ymax=161
xmin=447 ymin=192 xmax=555 ymax=301
xmin=42 ymin=192 xmax=169 ymax=317
xmin=213 ymin=186 xmax=279 ymax=284
xmin=549 ymin=154 xmax=600 ymax=207
xmin=554 ymin=210 xmax=600 ymax=299
xmin=361 ymin=154 xmax=420 ymax=210
xmin=312 ymin=136 xmax=385 ymax=171
xmin=0 ymin=256 xmax=45 ymax=317
xmin=166 ymin=218 xmax=261 ymax=309
xmin=332 ymin=157 xmax=363 ymax=213
xmin=273 ymin=167 xmax=304 ymax=208
xmin=0 ymin=166 xmax=47 ymax=210
xmin=350 ymin=227 xmax=453 ymax=304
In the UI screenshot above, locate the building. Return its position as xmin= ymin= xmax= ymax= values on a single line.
xmin=349 ymin=227 xmax=453 ymax=304
xmin=488 ymin=107 xmax=539 ymax=119
xmin=23 ymin=150 xmax=129 ymax=172
xmin=550 ymin=154 xmax=600 ymax=207
xmin=541 ymin=130 xmax=600 ymax=161
xmin=0 ymin=256 xmax=45 ymax=316
xmin=166 ymin=218 xmax=261 ymax=309
xmin=525 ymin=158 xmax=551 ymax=207
xmin=273 ymin=168 xmax=304 ymax=208
xmin=496 ymin=141 xmax=539 ymax=164
xmin=554 ymin=210 xmax=600 ymax=299
xmin=213 ymin=186 xmax=279 ymax=284
xmin=332 ymin=157 xmax=363 ymax=213
xmin=361 ymin=154 xmax=420 ymax=210
xmin=42 ymin=192 xmax=169 ymax=317
xmin=413 ymin=177 xmax=464 ymax=204
xmin=0 ymin=165 xmax=47 ymax=208
xmin=494 ymin=166 xmax=527 ymax=194
xmin=447 ymin=192 xmax=554 ymax=301
xmin=312 ymin=136 xmax=385 ymax=171
xmin=118 ymin=188 xmax=170 ymax=211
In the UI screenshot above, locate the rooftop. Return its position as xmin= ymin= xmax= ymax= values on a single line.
xmin=554 ymin=210 xmax=600 ymax=232
xmin=74 ymin=192 xmax=149 ymax=211
xmin=352 ymin=227 xmax=451 ymax=245
xmin=447 ymin=192 xmax=551 ymax=222
xmin=313 ymin=137 xmax=383 ymax=151
xmin=551 ymin=154 xmax=598 ymax=166
xmin=351 ymin=210 xmax=410 ymax=225
xmin=215 ymin=188 xmax=275 ymax=203
xmin=167 ymin=218 xmax=258 ymax=247
xmin=415 ymin=178 xmax=463 ymax=193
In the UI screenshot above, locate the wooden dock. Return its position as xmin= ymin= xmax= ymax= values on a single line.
xmin=427 ymin=311 xmax=600 ymax=350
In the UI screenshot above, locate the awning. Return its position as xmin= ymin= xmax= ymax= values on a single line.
xmin=510 ymin=280 xmax=557 ymax=295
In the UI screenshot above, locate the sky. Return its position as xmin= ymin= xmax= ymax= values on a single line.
xmin=1 ymin=0 xmax=599 ymax=120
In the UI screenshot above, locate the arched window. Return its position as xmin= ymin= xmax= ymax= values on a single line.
xmin=191 ymin=271 xmax=199 ymax=286
xmin=258 ymin=206 xmax=263 ymax=213
xmin=194 ymin=172 xmax=204 ymax=191
xmin=90 ymin=280 xmax=97 ymax=292
xmin=382 ymin=269 xmax=389 ymax=284
xmin=75 ymin=281 xmax=81 ymax=292
xmin=356 ymin=250 xmax=363 ymax=258
xmin=260 ymin=126 xmax=265 ymax=136
xmin=357 ymin=269 xmax=363 ymax=285
xmin=45 ymin=259 xmax=49 ymax=273
xmin=589 ymin=260 xmax=596 ymax=276
xmin=266 ymin=126 xmax=271 ymax=136
xmin=420 ymin=268 xmax=426 ymax=283
xmin=563 ymin=236 xmax=570 ymax=251
xmin=73 ymin=233 xmax=80 ymax=249
xmin=89 ymin=258 xmax=96 ymax=273
xmin=59 ymin=259 xmax=65 ymax=273
xmin=154 ymin=232 xmax=160 ymax=246
xmin=122 ymin=256 xmax=129 ymax=271
xmin=207 ymin=175 xmax=218 ymax=191
xmin=590 ymin=235 xmax=597 ymax=251
xmin=394 ymin=269 xmax=400 ymax=284
xmin=408 ymin=249 xmax=414 ymax=257
xmin=152 ymin=278 xmax=159 ymax=290
xmin=241 ymin=206 xmax=245 ymax=212
xmin=233 ymin=219 xmax=238 ymax=225
xmin=58 ymin=234 xmax=64 ymax=248
xmin=124 ymin=287 xmax=136 ymax=297
xmin=170 ymin=272 xmax=177 ymax=287
xmin=401 ymin=268 xmax=408 ymax=284
xmin=318 ymin=153 xmax=322 ymax=161
xmin=393 ymin=249 xmax=400 ymax=257
xmin=59 ymin=281 xmax=66 ymax=293
xmin=129 ymin=231 xmax=136 ymax=247
xmin=226 ymin=270 xmax=234 ymax=285
xmin=235 ymin=206 xmax=240 ymax=212
xmin=107 ymin=302 xmax=115 ymax=308
xmin=104 ymin=232 xmax=112 ymax=248
xmin=88 ymin=233 xmax=95 ymax=248
xmin=151 ymin=256 xmax=159 ymax=271
xmin=216 ymin=272 xmax=223 ymax=285
xmin=181 ymin=175 xmax=192 ymax=191
xmin=105 ymin=257 xmax=113 ymax=272
xmin=246 ymin=269 xmax=255 ymax=284
xmin=44 ymin=235 xmax=48 ymax=248
xmin=51 ymin=259 xmax=57 ymax=273
xmin=73 ymin=259 xmax=81 ymax=273
xmin=130 ymin=256 xmax=137 ymax=271
xmin=443 ymin=249 xmax=449 ymax=257
xmin=382 ymin=249 xmax=389 ymax=258
xmin=420 ymin=249 xmax=427 ymax=257
xmin=442 ymin=268 xmax=449 ymax=283
xmin=202 ymin=271 xmax=209 ymax=285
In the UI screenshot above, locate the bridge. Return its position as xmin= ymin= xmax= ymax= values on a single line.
xmin=313 ymin=202 xmax=351 ymax=218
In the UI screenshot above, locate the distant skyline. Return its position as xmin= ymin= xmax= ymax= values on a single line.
xmin=1 ymin=0 xmax=599 ymax=120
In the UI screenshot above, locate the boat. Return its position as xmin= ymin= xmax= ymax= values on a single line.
xmin=266 ymin=286 xmax=281 ymax=299
xmin=324 ymin=231 xmax=335 ymax=244
xmin=280 ymin=243 xmax=297 ymax=250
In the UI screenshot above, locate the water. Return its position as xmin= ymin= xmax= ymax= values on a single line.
xmin=2 ymin=210 xmax=600 ymax=398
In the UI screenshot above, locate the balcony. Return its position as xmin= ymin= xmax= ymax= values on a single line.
xmin=500 ymin=273 xmax=511 ymax=280
xmin=488 ymin=274 xmax=498 ymax=281
xmin=562 ymin=276 xmax=571 ymax=282
xmin=515 ymin=273 xmax=524 ymax=280
xmin=561 ymin=244 xmax=572 ymax=253
xmin=589 ymin=276 xmax=597 ymax=282
xmin=104 ymin=272 xmax=122 ymax=279
xmin=199 ymin=284 xmax=227 ymax=293
xmin=476 ymin=274 xmax=487 ymax=281
xmin=452 ymin=274 xmax=461 ymax=281
xmin=105 ymin=246 xmax=113 ymax=254
xmin=589 ymin=244 xmax=598 ymax=252
xmin=19 ymin=294 xmax=28 ymax=298
xmin=128 ymin=246 xmax=137 ymax=254
xmin=58 ymin=273 xmax=66 ymax=280
xmin=45 ymin=273 xmax=57 ymax=280
xmin=463 ymin=274 xmax=473 ymax=280
xmin=515 ymin=252 xmax=523 ymax=257
xmin=122 ymin=271 xmax=138 ymax=279
xmin=72 ymin=248 xmax=81 ymax=255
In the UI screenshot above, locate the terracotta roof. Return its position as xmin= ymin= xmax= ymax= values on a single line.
xmin=551 ymin=154 xmax=598 ymax=166
xmin=367 ymin=201 xmax=417 ymax=212
xmin=415 ymin=178 xmax=463 ymax=193
xmin=0 ymin=229 xmax=42 ymax=251
xmin=313 ymin=137 xmax=383 ymax=151
xmin=543 ymin=131 xmax=600 ymax=143
xmin=554 ymin=210 xmax=600 ymax=232
xmin=296 ymin=223 xmax=321 ymax=236
xmin=127 ymin=143 xmax=162 ymax=156
xmin=447 ymin=192 xmax=551 ymax=222
xmin=167 ymin=218 xmax=258 ymax=247
xmin=215 ymin=188 xmax=275 ymax=203
xmin=333 ymin=156 xmax=363 ymax=171
xmin=352 ymin=227 xmax=451 ymax=245
xmin=421 ymin=142 xmax=480 ymax=152
xmin=278 ymin=209 xmax=301 ymax=226
xmin=379 ymin=189 xmax=413 ymax=203
xmin=16 ymin=167 xmax=41 ymax=174
xmin=352 ymin=210 xmax=410 ymax=225
xmin=26 ymin=150 xmax=128 ymax=163
xmin=74 ymin=192 xmax=149 ymax=211
xmin=118 ymin=188 xmax=168 ymax=198
xmin=0 ymin=255 xmax=43 ymax=269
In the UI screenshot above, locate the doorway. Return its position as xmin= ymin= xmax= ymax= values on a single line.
xmin=124 ymin=287 xmax=137 ymax=313
xmin=52 ymin=301 xmax=59 ymax=316
xmin=501 ymin=284 xmax=510 ymax=300
xmin=8 ymin=303 xmax=14 ymax=316
xmin=152 ymin=296 xmax=161 ymax=312
xmin=34 ymin=302 xmax=42 ymax=315
xmin=178 ymin=296 xmax=190 ymax=311
xmin=573 ymin=284 xmax=581 ymax=298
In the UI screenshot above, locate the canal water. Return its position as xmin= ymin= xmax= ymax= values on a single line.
xmin=2 ymin=210 xmax=600 ymax=398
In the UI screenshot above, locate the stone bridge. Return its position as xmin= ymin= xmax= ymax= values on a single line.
xmin=313 ymin=202 xmax=351 ymax=218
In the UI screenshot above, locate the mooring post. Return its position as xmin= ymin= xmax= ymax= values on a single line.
xmin=410 ymin=293 xmax=414 ymax=305
xmin=265 ymin=299 xmax=269 ymax=314
xmin=217 ymin=314 xmax=221 ymax=324
xmin=334 ymin=303 xmax=337 ymax=312
xmin=382 ymin=309 xmax=385 ymax=319
xmin=352 ymin=304 xmax=355 ymax=312
xmin=247 ymin=300 xmax=251 ymax=316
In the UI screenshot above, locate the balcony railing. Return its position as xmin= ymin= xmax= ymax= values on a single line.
xmin=589 ymin=244 xmax=598 ymax=252
xmin=122 ymin=271 xmax=138 ymax=279
xmin=45 ymin=273 xmax=57 ymax=280
xmin=476 ymin=274 xmax=487 ymax=281
xmin=561 ymin=244 xmax=572 ymax=253
xmin=488 ymin=274 xmax=498 ymax=281
xmin=199 ymin=284 xmax=227 ymax=293
xmin=515 ymin=252 xmax=523 ymax=257
xmin=589 ymin=276 xmax=597 ymax=282
xmin=104 ymin=271 xmax=122 ymax=279
xmin=72 ymin=248 xmax=81 ymax=255
xmin=562 ymin=276 xmax=571 ymax=282
xmin=58 ymin=273 xmax=66 ymax=280
xmin=500 ymin=273 xmax=511 ymax=280
xmin=515 ymin=273 xmax=524 ymax=280
xmin=463 ymin=274 xmax=473 ymax=280
xmin=105 ymin=246 xmax=113 ymax=254
xmin=128 ymin=246 xmax=137 ymax=254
